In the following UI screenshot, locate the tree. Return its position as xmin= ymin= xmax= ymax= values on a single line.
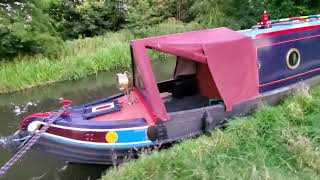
xmin=125 ymin=0 xmax=162 ymax=30
xmin=190 ymin=0 xmax=320 ymax=30
xmin=49 ymin=0 xmax=128 ymax=39
xmin=264 ymin=0 xmax=320 ymax=19
xmin=168 ymin=0 xmax=195 ymax=22
xmin=0 ymin=0 xmax=62 ymax=58
xmin=190 ymin=0 xmax=233 ymax=28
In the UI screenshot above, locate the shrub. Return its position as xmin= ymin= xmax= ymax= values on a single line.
xmin=0 ymin=1 xmax=62 ymax=58
xmin=131 ymin=18 xmax=201 ymax=38
xmin=190 ymin=0 xmax=320 ymax=30
xmin=49 ymin=0 xmax=127 ymax=39
xmin=125 ymin=0 xmax=195 ymax=30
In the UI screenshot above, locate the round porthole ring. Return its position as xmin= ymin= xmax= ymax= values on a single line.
xmin=286 ymin=48 xmax=301 ymax=69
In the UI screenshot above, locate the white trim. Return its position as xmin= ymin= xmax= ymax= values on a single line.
xmin=27 ymin=121 xmax=148 ymax=132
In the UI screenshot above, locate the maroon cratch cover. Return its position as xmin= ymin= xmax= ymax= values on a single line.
xmin=131 ymin=27 xmax=259 ymax=121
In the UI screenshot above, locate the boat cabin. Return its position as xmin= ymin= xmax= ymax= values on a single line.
xmin=128 ymin=13 xmax=320 ymax=123
xmin=130 ymin=27 xmax=259 ymax=122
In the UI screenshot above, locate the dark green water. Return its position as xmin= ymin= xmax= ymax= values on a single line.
xmin=0 ymin=60 xmax=175 ymax=180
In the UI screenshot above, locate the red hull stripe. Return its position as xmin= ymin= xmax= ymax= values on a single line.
xmin=259 ymin=67 xmax=320 ymax=87
xmin=256 ymin=34 xmax=320 ymax=48
xmin=256 ymin=24 xmax=320 ymax=38
xmin=44 ymin=125 xmax=108 ymax=143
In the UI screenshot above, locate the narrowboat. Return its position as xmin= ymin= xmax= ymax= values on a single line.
xmin=7 ymin=12 xmax=320 ymax=164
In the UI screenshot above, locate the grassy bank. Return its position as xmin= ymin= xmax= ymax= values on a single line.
xmin=0 ymin=20 xmax=200 ymax=94
xmin=103 ymin=86 xmax=320 ymax=179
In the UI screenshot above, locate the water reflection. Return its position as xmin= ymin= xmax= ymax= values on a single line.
xmin=12 ymin=101 xmax=39 ymax=116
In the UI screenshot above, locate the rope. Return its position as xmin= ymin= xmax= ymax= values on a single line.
xmin=0 ymin=107 xmax=67 ymax=178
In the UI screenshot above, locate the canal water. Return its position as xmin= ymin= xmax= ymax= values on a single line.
xmin=0 ymin=60 xmax=176 ymax=180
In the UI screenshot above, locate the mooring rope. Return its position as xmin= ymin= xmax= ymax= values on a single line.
xmin=0 ymin=107 xmax=67 ymax=178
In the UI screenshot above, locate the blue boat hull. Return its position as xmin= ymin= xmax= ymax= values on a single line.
xmin=257 ymin=27 xmax=320 ymax=92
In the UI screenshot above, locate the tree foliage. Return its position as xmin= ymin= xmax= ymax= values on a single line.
xmin=1 ymin=0 xmax=320 ymax=59
xmin=190 ymin=0 xmax=320 ymax=29
xmin=125 ymin=0 xmax=194 ymax=30
xmin=125 ymin=0 xmax=163 ymax=30
xmin=49 ymin=0 xmax=127 ymax=39
xmin=0 ymin=0 xmax=62 ymax=58
xmin=264 ymin=0 xmax=320 ymax=19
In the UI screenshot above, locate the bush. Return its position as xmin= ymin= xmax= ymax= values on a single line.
xmin=0 ymin=1 xmax=62 ymax=58
xmin=131 ymin=18 xmax=201 ymax=38
xmin=190 ymin=0 xmax=320 ymax=30
xmin=49 ymin=0 xmax=127 ymax=39
xmin=125 ymin=0 xmax=195 ymax=30
xmin=189 ymin=0 xmax=232 ymax=28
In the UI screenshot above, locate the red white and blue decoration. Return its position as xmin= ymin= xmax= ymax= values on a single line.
xmin=83 ymin=100 xmax=120 ymax=118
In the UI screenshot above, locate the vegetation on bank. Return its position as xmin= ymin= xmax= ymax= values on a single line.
xmin=0 ymin=30 xmax=130 ymax=94
xmin=0 ymin=20 xmax=199 ymax=94
xmin=2 ymin=0 xmax=320 ymax=58
xmin=103 ymin=86 xmax=320 ymax=179
xmin=1 ymin=0 xmax=320 ymax=94
xmin=2 ymin=1 xmax=320 ymax=179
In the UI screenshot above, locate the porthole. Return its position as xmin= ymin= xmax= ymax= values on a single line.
xmin=286 ymin=48 xmax=301 ymax=69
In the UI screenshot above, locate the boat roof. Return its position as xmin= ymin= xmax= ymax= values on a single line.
xmin=133 ymin=27 xmax=250 ymax=63
xmin=241 ymin=19 xmax=320 ymax=37
xmin=131 ymin=27 xmax=259 ymax=120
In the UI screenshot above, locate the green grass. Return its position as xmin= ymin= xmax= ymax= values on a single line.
xmin=0 ymin=30 xmax=132 ymax=94
xmin=102 ymin=86 xmax=320 ymax=180
xmin=0 ymin=20 xmax=200 ymax=94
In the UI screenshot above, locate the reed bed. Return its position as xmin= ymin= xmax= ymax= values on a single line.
xmin=103 ymin=86 xmax=320 ymax=180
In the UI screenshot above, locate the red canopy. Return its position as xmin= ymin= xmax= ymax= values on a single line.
xmin=131 ymin=27 xmax=259 ymax=121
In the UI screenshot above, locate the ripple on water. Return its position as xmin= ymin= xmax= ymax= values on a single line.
xmin=0 ymin=137 xmax=6 ymax=148
xmin=12 ymin=101 xmax=39 ymax=116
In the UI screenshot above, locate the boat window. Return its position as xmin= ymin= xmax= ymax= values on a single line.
xmin=135 ymin=49 xmax=221 ymax=113
xmin=148 ymin=49 xmax=177 ymax=82
xmin=286 ymin=48 xmax=301 ymax=69
xmin=174 ymin=57 xmax=197 ymax=78
xmin=133 ymin=50 xmax=176 ymax=91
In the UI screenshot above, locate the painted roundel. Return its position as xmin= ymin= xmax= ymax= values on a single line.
xmin=286 ymin=48 xmax=301 ymax=69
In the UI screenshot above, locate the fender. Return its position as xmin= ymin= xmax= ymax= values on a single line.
xmin=19 ymin=113 xmax=51 ymax=130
